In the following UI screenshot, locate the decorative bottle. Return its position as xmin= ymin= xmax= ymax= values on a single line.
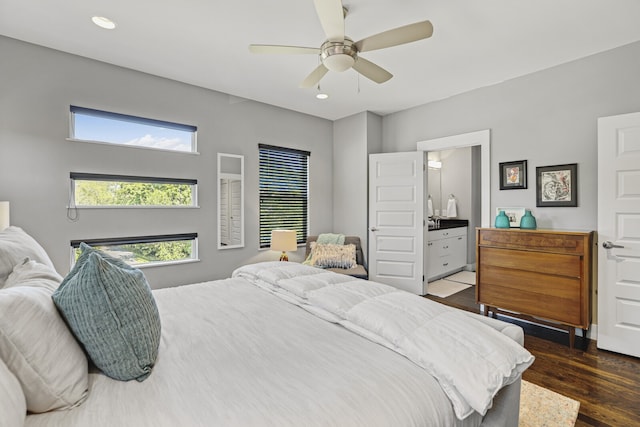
xmin=495 ymin=210 xmax=510 ymax=228
xmin=520 ymin=210 xmax=537 ymax=229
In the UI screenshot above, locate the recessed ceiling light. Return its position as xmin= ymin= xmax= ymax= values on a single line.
xmin=92 ymin=16 xmax=116 ymax=30
xmin=316 ymin=93 xmax=329 ymax=100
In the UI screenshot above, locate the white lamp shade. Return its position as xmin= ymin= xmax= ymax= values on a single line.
xmin=0 ymin=201 xmax=9 ymax=231
xmin=270 ymin=230 xmax=297 ymax=252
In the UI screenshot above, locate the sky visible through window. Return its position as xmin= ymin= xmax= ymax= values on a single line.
xmin=73 ymin=114 xmax=193 ymax=152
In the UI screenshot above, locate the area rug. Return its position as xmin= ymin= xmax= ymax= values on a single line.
xmin=520 ymin=380 xmax=580 ymax=427
xmin=445 ymin=270 xmax=476 ymax=285
xmin=426 ymin=279 xmax=471 ymax=298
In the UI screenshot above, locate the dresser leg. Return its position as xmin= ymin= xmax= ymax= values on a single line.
xmin=569 ymin=327 xmax=576 ymax=349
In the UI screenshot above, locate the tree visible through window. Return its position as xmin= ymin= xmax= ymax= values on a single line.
xmin=71 ymin=173 xmax=197 ymax=207
xmin=71 ymin=234 xmax=198 ymax=267
xmin=259 ymin=144 xmax=310 ymax=248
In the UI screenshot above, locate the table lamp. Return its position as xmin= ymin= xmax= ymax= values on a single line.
xmin=270 ymin=230 xmax=297 ymax=261
xmin=0 ymin=201 xmax=9 ymax=231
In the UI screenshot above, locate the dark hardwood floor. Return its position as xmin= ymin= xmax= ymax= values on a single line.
xmin=426 ymin=287 xmax=640 ymax=427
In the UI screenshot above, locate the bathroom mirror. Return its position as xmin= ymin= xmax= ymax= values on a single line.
xmin=217 ymin=153 xmax=244 ymax=249
xmin=427 ymin=156 xmax=442 ymax=216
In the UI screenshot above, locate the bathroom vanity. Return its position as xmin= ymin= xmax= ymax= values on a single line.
xmin=427 ymin=219 xmax=468 ymax=281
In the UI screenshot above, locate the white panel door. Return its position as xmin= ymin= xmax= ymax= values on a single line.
xmin=597 ymin=111 xmax=640 ymax=357
xmin=369 ymin=152 xmax=426 ymax=294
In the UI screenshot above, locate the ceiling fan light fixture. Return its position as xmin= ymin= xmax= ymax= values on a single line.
xmin=323 ymin=54 xmax=354 ymax=72
xmin=321 ymin=38 xmax=357 ymax=72
xmin=91 ymin=16 xmax=116 ymax=30
xmin=316 ymin=92 xmax=329 ymax=100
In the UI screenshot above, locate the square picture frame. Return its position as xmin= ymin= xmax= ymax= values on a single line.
xmin=499 ymin=160 xmax=527 ymax=190
xmin=495 ymin=207 xmax=526 ymax=228
xmin=536 ymin=163 xmax=578 ymax=207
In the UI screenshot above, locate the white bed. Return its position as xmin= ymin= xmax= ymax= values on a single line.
xmin=0 ymin=227 xmax=533 ymax=427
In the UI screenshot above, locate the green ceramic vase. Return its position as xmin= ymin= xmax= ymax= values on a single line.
xmin=520 ymin=210 xmax=537 ymax=229
xmin=495 ymin=210 xmax=510 ymax=228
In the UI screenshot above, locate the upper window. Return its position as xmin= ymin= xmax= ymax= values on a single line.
xmin=70 ymin=106 xmax=197 ymax=153
xmin=70 ymin=173 xmax=197 ymax=207
xmin=258 ymin=144 xmax=310 ymax=248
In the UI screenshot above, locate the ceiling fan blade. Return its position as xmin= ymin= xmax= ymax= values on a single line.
xmin=313 ymin=0 xmax=345 ymax=42
xmin=355 ymin=20 xmax=433 ymax=53
xmin=249 ymin=45 xmax=320 ymax=55
xmin=352 ymin=57 xmax=392 ymax=84
xmin=300 ymin=64 xmax=329 ymax=88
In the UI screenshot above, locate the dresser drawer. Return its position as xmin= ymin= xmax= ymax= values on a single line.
xmin=478 ymin=229 xmax=587 ymax=256
xmin=477 ymin=277 xmax=583 ymax=325
xmin=479 ymin=247 xmax=582 ymax=278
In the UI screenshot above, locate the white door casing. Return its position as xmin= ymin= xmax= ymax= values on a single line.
xmin=368 ymin=152 xmax=426 ymax=294
xmin=597 ymin=112 xmax=640 ymax=358
xmin=417 ymin=129 xmax=491 ymax=228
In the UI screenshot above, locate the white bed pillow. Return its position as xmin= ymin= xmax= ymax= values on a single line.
xmin=0 ymin=357 xmax=26 ymax=427
xmin=0 ymin=259 xmax=89 ymax=413
xmin=0 ymin=226 xmax=56 ymax=288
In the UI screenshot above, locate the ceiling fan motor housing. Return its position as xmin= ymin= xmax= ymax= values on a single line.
xmin=321 ymin=38 xmax=357 ymax=72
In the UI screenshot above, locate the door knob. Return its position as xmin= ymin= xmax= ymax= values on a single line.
xmin=370 ymin=227 xmax=378 ymax=232
xmin=602 ymin=241 xmax=624 ymax=249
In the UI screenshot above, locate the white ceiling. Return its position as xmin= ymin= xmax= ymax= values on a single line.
xmin=2 ymin=0 xmax=640 ymax=121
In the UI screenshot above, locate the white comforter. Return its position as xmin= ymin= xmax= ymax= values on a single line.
xmin=233 ymin=262 xmax=535 ymax=420
xmin=26 ymin=275 xmax=497 ymax=427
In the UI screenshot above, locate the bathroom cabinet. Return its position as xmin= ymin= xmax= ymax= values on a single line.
xmin=427 ymin=226 xmax=467 ymax=281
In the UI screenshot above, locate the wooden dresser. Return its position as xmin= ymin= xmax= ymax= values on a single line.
xmin=476 ymin=228 xmax=595 ymax=348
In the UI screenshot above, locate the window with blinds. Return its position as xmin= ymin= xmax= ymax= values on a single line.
xmin=258 ymin=144 xmax=310 ymax=249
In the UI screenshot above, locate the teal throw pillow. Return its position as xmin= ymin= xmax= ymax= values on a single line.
xmin=52 ymin=244 xmax=161 ymax=382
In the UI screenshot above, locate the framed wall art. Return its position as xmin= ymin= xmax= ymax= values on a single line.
xmin=536 ymin=163 xmax=577 ymax=207
xmin=495 ymin=207 xmax=526 ymax=228
xmin=499 ymin=160 xmax=527 ymax=190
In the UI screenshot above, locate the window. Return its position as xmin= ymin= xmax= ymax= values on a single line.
xmin=70 ymin=234 xmax=198 ymax=267
xmin=258 ymin=144 xmax=310 ymax=248
xmin=70 ymin=173 xmax=197 ymax=207
xmin=70 ymin=106 xmax=197 ymax=153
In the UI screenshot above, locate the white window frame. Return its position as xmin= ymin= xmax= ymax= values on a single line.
xmin=70 ymin=234 xmax=199 ymax=269
xmin=68 ymin=105 xmax=198 ymax=154
xmin=69 ymin=173 xmax=198 ymax=208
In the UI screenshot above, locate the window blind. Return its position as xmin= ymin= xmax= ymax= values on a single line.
xmin=70 ymin=233 xmax=198 ymax=248
xmin=70 ymin=172 xmax=197 ymax=186
xmin=70 ymin=106 xmax=196 ymax=132
xmin=258 ymin=144 xmax=310 ymax=248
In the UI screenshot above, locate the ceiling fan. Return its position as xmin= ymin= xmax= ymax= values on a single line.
xmin=249 ymin=0 xmax=433 ymax=88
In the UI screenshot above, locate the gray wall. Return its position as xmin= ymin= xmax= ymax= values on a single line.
xmin=438 ymin=147 xmax=478 ymax=264
xmin=0 ymin=36 xmax=334 ymax=288
xmin=381 ymin=40 xmax=640 ymax=231
xmin=332 ymin=111 xmax=382 ymax=266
